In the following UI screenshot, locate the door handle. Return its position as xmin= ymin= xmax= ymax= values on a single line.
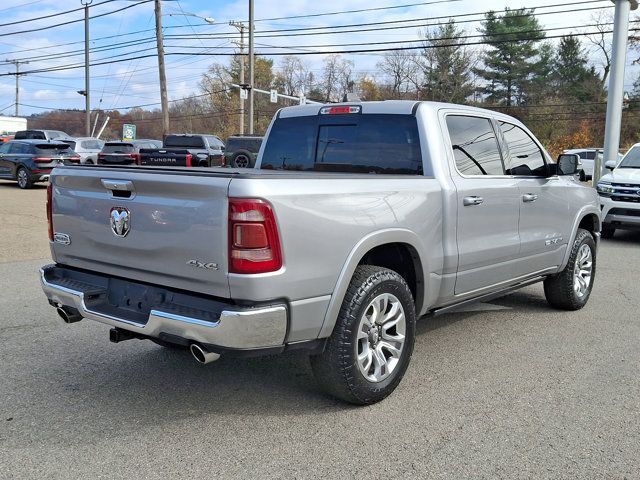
xmin=522 ymin=193 xmax=538 ymax=203
xmin=101 ymin=179 xmax=134 ymax=191
xmin=463 ymin=196 xmax=484 ymax=206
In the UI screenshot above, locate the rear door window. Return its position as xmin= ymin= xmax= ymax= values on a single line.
xmin=446 ymin=115 xmax=504 ymax=176
xmin=261 ymin=114 xmax=423 ymax=174
xmin=9 ymin=143 xmax=28 ymax=154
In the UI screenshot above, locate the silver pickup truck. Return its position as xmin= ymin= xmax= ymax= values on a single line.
xmin=41 ymin=101 xmax=601 ymax=404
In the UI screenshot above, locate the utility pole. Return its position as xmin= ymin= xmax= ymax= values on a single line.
xmin=229 ymin=21 xmax=246 ymax=134
xmin=154 ymin=0 xmax=170 ymax=137
xmin=248 ymin=0 xmax=254 ymax=134
xmin=599 ymin=0 xmax=639 ymax=183
xmin=82 ymin=0 xmax=92 ymax=137
xmin=6 ymin=60 xmax=28 ymax=117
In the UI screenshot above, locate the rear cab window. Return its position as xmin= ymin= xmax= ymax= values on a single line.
xmin=164 ymin=135 xmax=205 ymax=148
xmin=261 ymin=113 xmax=423 ymax=174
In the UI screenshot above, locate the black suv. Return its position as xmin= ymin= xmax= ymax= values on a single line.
xmin=224 ymin=135 xmax=263 ymax=168
xmin=97 ymin=139 xmax=162 ymax=165
xmin=0 ymin=140 xmax=80 ymax=188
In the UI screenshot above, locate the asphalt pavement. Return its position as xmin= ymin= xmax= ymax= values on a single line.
xmin=1 ymin=228 xmax=639 ymax=478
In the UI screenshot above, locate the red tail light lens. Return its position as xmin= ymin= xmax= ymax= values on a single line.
xmin=33 ymin=157 xmax=52 ymax=163
xmin=46 ymin=183 xmax=53 ymax=241
xmin=128 ymin=153 xmax=141 ymax=164
xmin=228 ymin=198 xmax=282 ymax=274
xmin=185 ymin=153 xmax=192 ymax=167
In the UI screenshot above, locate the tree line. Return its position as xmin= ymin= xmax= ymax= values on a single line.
xmin=27 ymin=8 xmax=640 ymax=156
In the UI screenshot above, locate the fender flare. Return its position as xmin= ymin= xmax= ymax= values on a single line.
xmin=559 ymin=205 xmax=602 ymax=271
xmin=317 ymin=228 xmax=427 ymax=339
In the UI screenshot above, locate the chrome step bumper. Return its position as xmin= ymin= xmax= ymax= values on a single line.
xmin=40 ymin=265 xmax=287 ymax=349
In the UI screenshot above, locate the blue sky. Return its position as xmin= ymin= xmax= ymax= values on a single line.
xmin=0 ymin=0 xmax=637 ymax=117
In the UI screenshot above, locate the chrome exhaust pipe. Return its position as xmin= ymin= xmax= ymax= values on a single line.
xmin=190 ymin=344 xmax=220 ymax=364
xmin=56 ymin=306 xmax=82 ymax=324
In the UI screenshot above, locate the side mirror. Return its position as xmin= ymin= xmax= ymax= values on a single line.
xmin=605 ymin=160 xmax=617 ymax=171
xmin=557 ymin=153 xmax=580 ymax=176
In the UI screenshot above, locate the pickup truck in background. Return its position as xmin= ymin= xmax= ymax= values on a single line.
xmin=40 ymin=101 xmax=601 ymax=404
xmin=139 ymin=134 xmax=225 ymax=167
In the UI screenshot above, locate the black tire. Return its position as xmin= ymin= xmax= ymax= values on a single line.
xmin=231 ymin=150 xmax=254 ymax=168
xmin=150 ymin=338 xmax=188 ymax=350
xmin=16 ymin=167 xmax=33 ymax=189
xmin=579 ymin=170 xmax=586 ymax=182
xmin=543 ymin=228 xmax=596 ymax=311
xmin=310 ymin=265 xmax=416 ymax=405
xmin=601 ymin=225 xmax=615 ymax=239
xmin=84 ymin=159 xmax=94 ymax=165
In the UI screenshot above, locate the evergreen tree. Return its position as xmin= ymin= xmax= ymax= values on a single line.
xmin=553 ymin=36 xmax=603 ymax=103
xmin=421 ymin=20 xmax=474 ymax=103
xmin=476 ymin=8 xmax=548 ymax=106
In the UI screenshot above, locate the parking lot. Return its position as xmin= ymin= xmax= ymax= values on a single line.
xmin=1 ymin=180 xmax=639 ymax=478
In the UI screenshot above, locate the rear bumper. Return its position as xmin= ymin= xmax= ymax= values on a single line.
xmin=40 ymin=264 xmax=287 ymax=350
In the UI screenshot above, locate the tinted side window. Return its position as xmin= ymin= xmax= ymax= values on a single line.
xmin=499 ymin=122 xmax=546 ymax=176
xmin=584 ymin=151 xmax=596 ymax=160
xmin=0 ymin=143 xmax=10 ymax=154
xmin=9 ymin=143 xmax=28 ymax=154
xmin=446 ymin=115 xmax=504 ymax=176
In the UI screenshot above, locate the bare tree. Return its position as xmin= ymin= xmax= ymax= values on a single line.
xmin=586 ymin=11 xmax=613 ymax=89
xmin=376 ymin=50 xmax=419 ymax=98
xmin=319 ymin=54 xmax=354 ymax=102
xmin=274 ymin=55 xmax=309 ymax=96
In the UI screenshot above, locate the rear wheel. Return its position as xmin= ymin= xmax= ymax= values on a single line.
xmin=544 ymin=228 xmax=596 ymax=310
xmin=310 ymin=265 xmax=416 ymax=405
xmin=231 ymin=150 xmax=253 ymax=168
xmin=16 ymin=167 xmax=32 ymax=189
xmin=601 ymin=225 xmax=615 ymax=239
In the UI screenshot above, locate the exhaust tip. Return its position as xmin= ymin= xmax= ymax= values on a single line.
xmin=190 ymin=344 xmax=220 ymax=364
xmin=56 ymin=307 xmax=82 ymax=324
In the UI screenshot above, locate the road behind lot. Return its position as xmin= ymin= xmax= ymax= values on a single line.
xmin=1 ymin=185 xmax=639 ymax=479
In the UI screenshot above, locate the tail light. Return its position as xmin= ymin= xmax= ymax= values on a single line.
xmin=33 ymin=157 xmax=52 ymax=163
xmin=97 ymin=153 xmax=105 ymax=163
xmin=129 ymin=153 xmax=141 ymax=164
xmin=46 ymin=183 xmax=53 ymax=241
xmin=228 ymin=198 xmax=282 ymax=274
xmin=185 ymin=153 xmax=192 ymax=167
xmin=68 ymin=156 xmax=81 ymax=163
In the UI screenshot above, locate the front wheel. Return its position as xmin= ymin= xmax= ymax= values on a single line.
xmin=16 ymin=167 xmax=32 ymax=189
xmin=310 ymin=265 xmax=416 ymax=405
xmin=543 ymin=228 xmax=596 ymax=310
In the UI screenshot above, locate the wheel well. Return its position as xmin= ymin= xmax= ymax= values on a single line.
xmin=358 ymin=243 xmax=424 ymax=312
xmin=578 ymin=214 xmax=600 ymax=237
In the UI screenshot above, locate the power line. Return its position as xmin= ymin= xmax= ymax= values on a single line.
xmin=0 ymin=0 xmax=118 ymax=28
xmin=0 ymin=0 xmax=153 ymax=38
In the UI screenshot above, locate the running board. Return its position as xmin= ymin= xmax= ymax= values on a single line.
xmin=425 ymin=276 xmax=545 ymax=318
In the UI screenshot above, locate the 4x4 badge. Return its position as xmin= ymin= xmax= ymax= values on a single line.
xmin=110 ymin=207 xmax=130 ymax=237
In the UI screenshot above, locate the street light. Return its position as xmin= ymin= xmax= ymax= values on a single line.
xmin=166 ymin=12 xmax=215 ymax=24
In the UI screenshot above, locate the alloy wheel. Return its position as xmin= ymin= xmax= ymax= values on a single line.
xmin=573 ymin=243 xmax=593 ymax=298
xmin=356 ymin=293 xmax=406 ymax=382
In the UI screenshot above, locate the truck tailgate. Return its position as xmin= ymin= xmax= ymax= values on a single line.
xmin=49 ymin=167 xmax=232 ymax=298
xmin=139 ymin=148 xmax=191 ymax=167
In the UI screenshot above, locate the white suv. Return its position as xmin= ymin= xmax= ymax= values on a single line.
xmin=596 ymin=143 xmax=640 ymax=238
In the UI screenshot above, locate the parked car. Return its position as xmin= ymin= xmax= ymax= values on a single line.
xmin=138 ymin=134 xmax=225 ymax=167
xmin=597 ymin=142 xmax=640 ymax=238
xmin=564 ymin=147 xmax=623 ymax=180
xmin=41 ymin=101 xmax=601 ymax=404
xmin=224 ymin=134 xmax=263 ymax=167
xmin=0 ymin=139 xmax=79 ymax=188
xmin=14 ymin=129 xmax=71 ymax=141
xmin=97 ymin=139 xmax=162 ymax=165
xmin=0 ymin=135 xmax=14 ymax=143
xmin=61 ymin=137 xmax=105 ymax=164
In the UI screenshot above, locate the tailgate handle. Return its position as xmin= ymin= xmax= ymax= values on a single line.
xmin=101 ymin=179 xmax=134 ymax=192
